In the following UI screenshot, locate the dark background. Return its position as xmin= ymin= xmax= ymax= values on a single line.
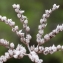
xmin=0 ymin=0 xmax=63 ymax=63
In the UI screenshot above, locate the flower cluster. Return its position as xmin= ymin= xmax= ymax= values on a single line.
xmin=12 ymin=4 xmax=32 ymax=45
xmin=0 ymin=44 xmax=26 ymax=63
xmin=36 ymin=4 xmax=60 ymax=45
xmin=30 ymin=44 xmax=63 ymax=55
xmin=0 ymin=3 xmax=62 ymax=63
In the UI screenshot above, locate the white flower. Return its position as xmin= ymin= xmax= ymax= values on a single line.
xmin=38 ymin=25 xmax=42 ymax=30
xmin=17 ymin=14 xmax=21 ymax=18
xmin=44 ymin=34 xmax=50 ymax=41
xmin=15 ymin=9 xmax=19 ymax=13
xmin=8 ymin=49 xmax=13 ymax=56
xmin=26 ymin=26 xmax=30 ymax=32
xmin=28 ymin=51 xmax=43 ymax=63
xmin=16 ymin=30 xmax=24 ymax=37
xmin=22 ymin=15 xmax=27 ymax=19
xmin=41 ymin=24 xmax=46 ymax=28
xmin=24 ymin=19 xmax=28 ymax=24
xmin=52 ymin=4 xmax=59 ymax=10
xmin=59 ymin=25 xmax=63 ymax=31
xmin=1 ymin=16 xmax=7 ymax=21
xmin=10 ymin=43 xmax=14 ymax=49
xmin=23 ymin=24 xmax=27 ymax=28
xmin=49 ymin=9 xmax=52 ymax=13
xmin=38 ymin=30 xmax=44 ymax=35
xmin=5 ymin=52 xmax=10 ymax=59
xmin=12 ymin=4 xmax=20 ymax=9
xmin=40 ymin=18 xmax=47 ymax=24
xmin=26 ymin=34 xmax=32 ymax=40
xmin=7 ymin=19 xmax=12 ymax=23
xmin=13 ymin=44 xmax=26 ymax=58
xmin=57 ymin=45 xmax=61 ymax=50
xmin=42 ymin=14 xmax=47 ymax=18
xmin=30 ymin=45 xmax=35 ymax=51
xmin=13 ymin=55 xmax=18 ymax=58
xmin=14 ymin=26 xmax=19 ymax=31
xmin=34 ymin=47 xmax=38 ymax=52
xmin=36 ymin=38 xmax=41 ymax=43
xmin=26 ymin=39 xmax=30 ymax=44
xmin=0 ymin=39 xmax=5 ymax=43
xmin=2 ymin=56 xmax=7 ymax=62
xmin=16 ymin=4 xmax=20 ymax=9
xmin=19 ymin=10 xmax=24 ymax=14
xmin=40 ymin=39 xmax=45 ymax=44
xmin=51 ymin=45 xmax=57 ymax=53
xmin=45 ymin=10 xmax=49 ymax=14
xmin=20 ymin=38 xmax=25 ymax=42
xmin=43 ymin=47 xmax=49 ymax=55
xmin=9 ymin=22 xmax=15 ymax=27
xmin=12 ymin=4 xmax=17 ymax=8
xmin=36 ymin=34 xmax=41 ymax=38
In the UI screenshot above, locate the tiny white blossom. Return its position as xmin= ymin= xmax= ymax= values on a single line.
xmin=30 ymin=45 xmax=35 ymax=51
xmin=10 ymin=43 xmax=14 ymax=49
xmin=52 ymin=4 xmax=59 ymax=11
xmin=14 ymin=26 xmax=19 ymax=30
xmin=45 ymin=10 xmax=49 ymax=14
xmin=38 ymin=25 xmax=42 ymax=30
xmin=23 ymin=24 xmax=27 ymax=28
xmin=12 ymin=4 xmax=17 ymax=8
xmin=44 ymin=34 xmax=50 ymax=41
xmin=17 ymin=14 xmax=21 ymax=18
xmin=40 ymin=39 xmax=45 ymax=44
xmin=49 ymin=9 xmax=52 ymax=13
xmin=16 ymin=4 xmax=20 ymax=9
xmin=24 ymin=19 xmax=28 ymax=24
xmin=19 ymin=10 xmax=24 ymax=14
xmin=13 ymin=55 xmax=18 ymax=59
xmin=8 ymin=49 xmax=13 ymax=56
xmin=1 ymin=16 xmax=7 ymax=21
xmin=59 ymin=25 xmax=63 ymax=31
xmin=15 ymin=9 xmax=19 ymax=13
xmin=34 ymin=47 xmax=38 ymax=52
xmin=22 ymin=15 xmax=27 ymax=19
xmin=2 ymin=56 xmax=7 ymax=62
xmin=26 ymin=26 xmax=30 ymax=32
xmin=26 ymin=39 xmax=30 ymax=44
xmin=57 ymin=45 xmax=61 ymax=50
xmin=9 ymin=22 xmax=15 ymax=27
xmin=0 ymin=39 xmax=5 ymax=43
xmin=38 ymin=30 xmax=44 ymax=35
xmin=36 ymin=38 xmax=41 ymax=44
xmin=26 ymin=34 xmax=32 ymax=40
xmin=7 ymin=19 xmax=12 ymax=23
xmin=40 ymin=18 xmax=47 ymax=24
xmin=36 ymin=34 xmax=41 ymax=38
xmin=51 ymin=45 xmax=57 ymax=53
xmin=28 ymin=51 xmax=43 ymax=63
xmin=5 ymin=52 xmax=10 ymax=59
xmin=42 ymin=14 xmax=47 ymax=18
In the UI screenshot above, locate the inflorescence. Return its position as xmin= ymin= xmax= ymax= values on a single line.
xmin=0 ymin=3 xmax=62 ymax=63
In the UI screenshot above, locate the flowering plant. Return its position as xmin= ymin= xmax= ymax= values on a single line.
xmin=0 ymin=3 xmax=63 ymax=63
